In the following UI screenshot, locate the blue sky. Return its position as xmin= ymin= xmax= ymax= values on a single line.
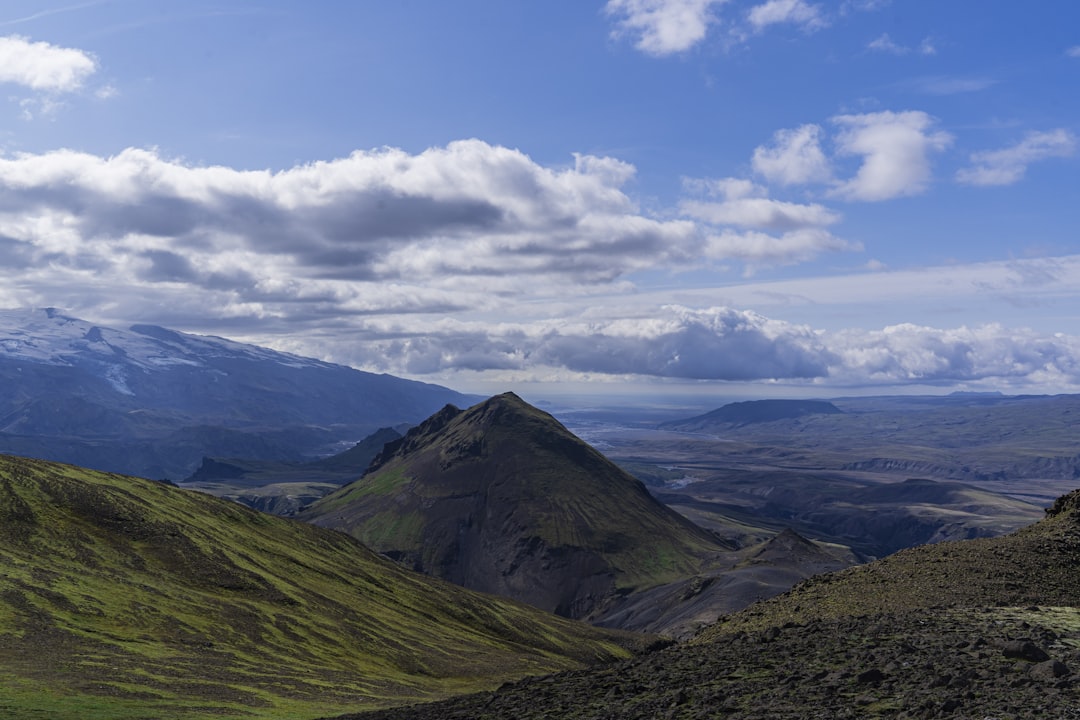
xmin=1 ymin=0 xmax=1078 ymax=400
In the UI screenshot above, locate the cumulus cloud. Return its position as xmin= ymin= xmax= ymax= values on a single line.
xmin=326 ymin=306 xmax=835 ymax=382
xmin=533 ymin=306 xmax=832 ymax=379
xmin=956 ymin=129 xmax=1077 ymax=186
xmin=0 ymin=142 xmax=703 ymax=297
xmin=0 ymin=139 xmax=865 ymax=329
xmin=829 ymin=323 xmax=1080 ymax=387
xmin=0 ymin=35 xmax=97 ymax=92
xmin=678 ymin=174 xmax=854 ymax=270
xmin=752 ymin=124 xmax=832 ymax=185
xmin=747 ymin=0 xmax=827 ymax=33
xmin=830 ymin=110 xmax=952 ymax=201
xmin=605 ymin=0 xmax=727 ymax=55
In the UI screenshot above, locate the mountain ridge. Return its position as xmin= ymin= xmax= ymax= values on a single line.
xmin=0 ymin=308 xmax=476 ymax=479
xmin=302 ymin=392 xmax=729 ymax=621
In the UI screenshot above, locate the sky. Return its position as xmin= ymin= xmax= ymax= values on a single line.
xmin=0 ymin=0 xmax=1078 ymax=402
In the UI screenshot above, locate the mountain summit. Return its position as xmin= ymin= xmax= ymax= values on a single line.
xmin=302 ymin=393 xmax=726 ymax=620
xmin=0 ymin=308 xmax=474 ymax=479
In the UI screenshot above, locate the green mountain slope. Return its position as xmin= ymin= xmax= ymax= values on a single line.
xmin=301 ymin=393 xmax=727 ymax=620
xmin=0 ymin=453 xmax=642 ymax=720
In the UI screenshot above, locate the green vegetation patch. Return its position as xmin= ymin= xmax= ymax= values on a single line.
xmin=0 ymin=454 xmax=637 ymax=720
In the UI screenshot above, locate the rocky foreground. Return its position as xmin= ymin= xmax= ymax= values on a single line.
xmin=336 ymin=607 xmax=1079 ymax=719
xmin=331 ymin=491 xmax=1080 ymax=720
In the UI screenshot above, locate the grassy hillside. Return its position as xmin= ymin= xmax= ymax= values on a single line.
xmin=302 ymin=393 xmax=726 ymax=621
xmin=0 ymin=453 xmax=642 ymax=720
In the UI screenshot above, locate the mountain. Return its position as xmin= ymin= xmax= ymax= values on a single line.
xmin=0 ymin=452 xmax=647 ymax=720
xmin=330 ymin=490 xmax=1080 ymax=720
xmin=181 ymin=427 xmax=406 ymax=514
xmin=0 ymin=308 xmax=475 ymax=479
xmin=301 ymin=393 xmax=729 ymax=621
xmin=660 ymin=398 xmax=843 ymax=431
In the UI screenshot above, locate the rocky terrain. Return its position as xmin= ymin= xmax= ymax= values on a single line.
xmin=328 ymin=489 xmax=1080 ymax=720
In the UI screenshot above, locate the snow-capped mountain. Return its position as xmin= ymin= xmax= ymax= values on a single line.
xmin=0 ymin=308 xmax=476 ymax=479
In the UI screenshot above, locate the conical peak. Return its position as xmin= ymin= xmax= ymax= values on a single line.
xmin=471 ymin=392 xmax=530 ymax=417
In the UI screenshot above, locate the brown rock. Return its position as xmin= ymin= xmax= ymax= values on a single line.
xmin=1029 ymin=659 xmax=1070 ymax=682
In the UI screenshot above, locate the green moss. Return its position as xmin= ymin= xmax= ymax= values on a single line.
xmin=317 ymin=468 xmax=411 ymax=511
xmin=0 ymin=454 xmax=638 ymax=719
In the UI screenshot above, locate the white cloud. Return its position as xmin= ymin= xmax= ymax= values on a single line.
xmin=605 ymin=0 xmax=727 ymax=56
xmin=867 ymin=32 xmax=903 ymax=54
xmin=335 ymin=306 xmax=835 ymax=381
xmin=682 ymin=196 xmax=839 ymax=230
xmin=752 ymin=124 xmax=832 ymax=185
xmin=679 ymin=172 xmax=854 ymax=270
xmin=0 ymin=142 xmax=716 ymax=299
xmin=703 ymin=227 xmax=857 ymax=269
xmin=0 ymin=35 xmax=97 ymax=92
xmin=828 ymin=323 xmax=1080 ymax=387
xmin=830 ymin=110 xmax=952 ymax=201
xmin=747 ymin=0 xmax=827 ymax=33
xmin=282 ymin=299 xmax=1080 ymax=391
xmin=1067 ymin=46 xmax=1080 ymax=58
xmin=956 ymin=129 xmax=1077 ymax=186
xmin=0 ymin=140 xmax=861 ymax=340
xmin=867 ymin=33 xmax=935 ymax=56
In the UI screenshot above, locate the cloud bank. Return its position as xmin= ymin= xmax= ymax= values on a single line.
xmin=0 ymin=140 xmax=861 ymax=324
xmin=3 ymin=132 xmax=1076 ymax=393
xmin=291 ymin=304 xmax=1080 ymax=392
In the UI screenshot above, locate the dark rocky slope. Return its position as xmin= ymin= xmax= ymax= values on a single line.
xmin=331 ymin=489 xmax=1080 ymax=720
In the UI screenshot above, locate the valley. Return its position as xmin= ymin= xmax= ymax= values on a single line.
xmin=3 ymin=310 xmax=1079 ymax=718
